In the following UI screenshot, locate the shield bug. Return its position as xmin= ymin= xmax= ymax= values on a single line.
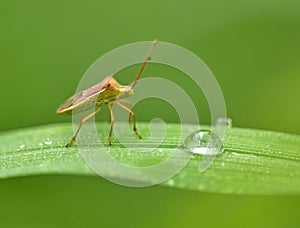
xmin=57 ymin=39 xmax=158 ymax=147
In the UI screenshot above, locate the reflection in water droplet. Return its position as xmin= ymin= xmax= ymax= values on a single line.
xmin=182 ymin=130 xmax=223 ymax=155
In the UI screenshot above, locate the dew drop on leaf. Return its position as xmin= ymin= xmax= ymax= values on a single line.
xmin=182 ymin=130 xmax=223 ymax=155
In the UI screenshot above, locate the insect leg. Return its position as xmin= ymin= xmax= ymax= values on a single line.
xmin=116 ymin=101 xmax=142 ymax=139
xmin=108 ymin=103 xmax=115 ymax=145
xmin=118 ymin=100 xmax=132 ymax=123
xmin=66 ymin=106 xmax=102 ymax=147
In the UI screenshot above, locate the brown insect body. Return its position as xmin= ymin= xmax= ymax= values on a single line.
xmin=56 ymin=76 xmax=133 ymax=115
xmin=57 ymin=40 xmax=158 ymax=147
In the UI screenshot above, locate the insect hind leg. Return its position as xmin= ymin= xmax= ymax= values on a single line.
xmin=66 ymin=106 xmax=102 ymax=147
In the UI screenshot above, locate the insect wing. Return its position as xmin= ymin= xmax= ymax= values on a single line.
xmin=56 ymin=76 xmax=113 ymax=113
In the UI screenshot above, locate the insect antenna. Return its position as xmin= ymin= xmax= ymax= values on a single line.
xmin=131 ymin=39 xmax=158 ymax=89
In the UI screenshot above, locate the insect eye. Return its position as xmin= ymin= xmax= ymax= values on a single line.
xmin=104 ymin=83 xmax=111 ymax=89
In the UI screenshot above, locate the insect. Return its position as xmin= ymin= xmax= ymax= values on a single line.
xmin=56 ymin=39 xmax=158 ymax=147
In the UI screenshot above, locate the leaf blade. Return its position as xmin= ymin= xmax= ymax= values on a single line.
xmin=0 ymin=123 xmax=299 ymax=195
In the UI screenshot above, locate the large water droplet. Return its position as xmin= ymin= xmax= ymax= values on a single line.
xmin=182 ymin=130 xmax=223 ymax=155
xmin=182 ymin=117 xmax=233 ymax=172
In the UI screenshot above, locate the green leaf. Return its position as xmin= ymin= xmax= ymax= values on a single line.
xmin=0 ymin=123 xmax=299 ymax=195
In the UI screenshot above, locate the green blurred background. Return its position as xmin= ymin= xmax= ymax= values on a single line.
xmin=0 ymin=0 xmax=300 ymax=227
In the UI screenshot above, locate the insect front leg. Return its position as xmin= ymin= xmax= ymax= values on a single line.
xmin=66 ymin=106 xmax=102 ymax=147
xmin=108 ymin=103 xmax=115 ymax=145
xmin=117 ymin=101 xmax=142 ymax=139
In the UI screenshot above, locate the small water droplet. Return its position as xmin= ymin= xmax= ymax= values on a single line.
xmin=18 ymin=144 xmax=26 ymax=150
xmin=230 ymin=152 xmax=257 ymax=159
xmin=182 ymin=130 xmax=223 ymax=155
xmin=216 ymin=117 xmax=232 ymax=129
xmin=82 ymin=90 xmax=87 ymax=96
xmin=38 ymin=142 xmax=43 ymax=146
xmin=166 ymin=179 xmax=175 ymax=186
xmin=44 ymin=139 xmax=52 ymax=145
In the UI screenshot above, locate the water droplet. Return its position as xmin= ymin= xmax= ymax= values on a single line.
xmin=18 ymin=144 xmax=26 ymax=150
xmin=82 ymin=90 xmax=87 ymax=96
xmin=216 ymin=117 xmax=232 ymax=129
xmin=230 ymin=152 xmax=257 ymax=159
xmin=44 ymin=139 xmax=52 ymax=145
xmin=166 ymin=179 xmax=175 ymax=186
xmin=182 ymin=130 xmax=223 ymax=155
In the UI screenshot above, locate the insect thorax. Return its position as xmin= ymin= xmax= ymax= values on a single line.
xmin=96 ymin=87 xmax=122 ymax=105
